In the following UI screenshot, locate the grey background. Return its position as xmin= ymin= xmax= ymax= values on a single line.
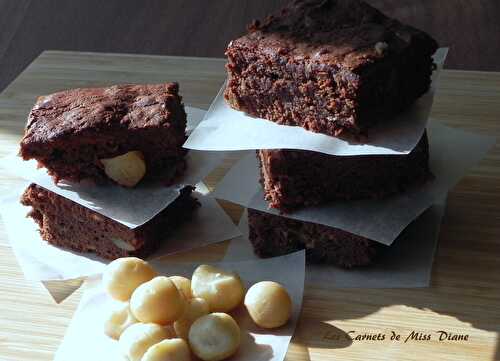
xmin=0 ymin=0 xmax=499 ymax=92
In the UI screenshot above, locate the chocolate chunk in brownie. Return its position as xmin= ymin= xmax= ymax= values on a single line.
xmin=258 ymin=132 xmax=430 ymax=212
xmin=248 ymin=209 xmax=380 ymax=268
xmin=20 ymin=183 xmax=200 ymax=260
xmin=225 ymin=0 xmax=438 ymax=137
xmin=20 ymin=83 xmax=187 ymax=186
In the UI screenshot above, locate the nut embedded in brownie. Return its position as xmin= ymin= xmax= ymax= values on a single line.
xmin=20 ymin=184 xmax=200 ymax=260
xmin=225 ymin=0 xmax=438 ymax=137
xmin=248 ymin=209 xmax=380 ymax=268
xmin=19 ymin=83 xmax=188 ymax=187
xmin=258 ymin=132 xmax=431 ymax=212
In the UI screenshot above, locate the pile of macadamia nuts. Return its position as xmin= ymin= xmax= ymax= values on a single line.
xmin=102 ymin=257 xmax=293 ymax=361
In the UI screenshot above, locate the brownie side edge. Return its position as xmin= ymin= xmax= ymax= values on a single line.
xmin=248 ymin=209 xmax=380 ymax=268
xmin=257 ymin=132 xmax=431 ymax=212
xmin=20 ymin=183 xmax=199 ymax=260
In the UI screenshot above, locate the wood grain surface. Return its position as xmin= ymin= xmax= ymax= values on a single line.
xmin=0 ymin=51 xmax=500 ymax=361
xmin=0 ymin=0 xmax=499 ymax=92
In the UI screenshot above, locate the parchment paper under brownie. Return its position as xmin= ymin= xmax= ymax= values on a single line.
xmin=19 ymin=83 xmax=187 ymax=186
xmin=248 ymin=209 xmax=380 ymax=268
xmin=21 ymin=184 xmax=199 ymax=260
xmin=258 ymin=132 xmax=430 ymax=212
xmin=225 ymin=0 xmax=438 ymax=137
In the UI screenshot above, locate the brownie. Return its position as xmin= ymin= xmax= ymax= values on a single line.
xmin=19 ymin=83 xmax=187 ymax=186
xmin=258 ymin=132 xmax=430 ymax=212
xmin=225 ymin=0 xmax=438 ymax=137
xmin=248 ymin=209 xmax=380 ymax=268
xmin=20 ymin=184 xmax=200 ymax=260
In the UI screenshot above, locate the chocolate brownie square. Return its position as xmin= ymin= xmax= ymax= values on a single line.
xmin=20 ymin=83 xmax=187 ymax=186
xmin=225 ymin=0 xmax=438 ymax=137
xmin=248 ymin=209 xmax=380 ymax=268
xmin=21 ymin=184 xmax=200 ymax=260
xmin=258 ymin=132 xmax=430 ymax=212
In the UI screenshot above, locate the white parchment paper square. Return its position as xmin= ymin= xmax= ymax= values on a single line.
xmin=213 ymin=122 xmax=495 ymax=245
xmin=0 ymin=182 xmax=241 ymax=281
xmin=184 ymin=49 xmax=448 ymax=156
xmin=0 ymin=107 xmax=224 ymax=229
xmin=225 ymin=196 xmax=446 ymax=288
xmin=55 ymin=252 xmax=305 ymax=361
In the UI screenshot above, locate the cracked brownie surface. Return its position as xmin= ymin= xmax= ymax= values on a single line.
xmin=225 ymin=0 xmax=438 ymax=137
xmin=20 ymin=83 xmax=187 ymax=185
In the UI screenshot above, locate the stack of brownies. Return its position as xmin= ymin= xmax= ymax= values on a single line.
xmin=19 ymin=83 xmax=200 ymax=260
xmin=223 ymin=0 xmax=439 ymax=268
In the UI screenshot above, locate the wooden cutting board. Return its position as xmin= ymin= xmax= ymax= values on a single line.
xmin=0 ymin=51 xmax=499 ymax=361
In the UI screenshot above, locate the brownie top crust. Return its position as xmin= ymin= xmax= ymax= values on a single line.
xmin=232 ymin=0 xmax=438 ymax=72
xmin=21 ymin=83 xmax=184 ymax=147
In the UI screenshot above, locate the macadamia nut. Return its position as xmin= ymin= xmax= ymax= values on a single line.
xmin=141 ymin=338 xmax=191 ymax=361
xmin=188 ymin=313 xmax=240 ymax=361
xmin=130 ymin=276 xmax=186 ymax=324
xmin=174 ymin=297 xmax=210 ymax=339
xmin=191 ymin=265 xmax=244 ymax=312
xmin=118 ymin=323 xmax=170 ymax=361
xmin=170 ymin=276 xmax=192 ymax=300
xmin=103 ymin=257 xmax=157 ymax=301
xmin=104 ymin=301 xmax=138 ymax=339
xmin=244 ymin=281 xmax=292 ymax=329
xmin=374 ymin=41 xmax=389 ymax=55
xmin=100 ymin=150 xmax=146 ymax=187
